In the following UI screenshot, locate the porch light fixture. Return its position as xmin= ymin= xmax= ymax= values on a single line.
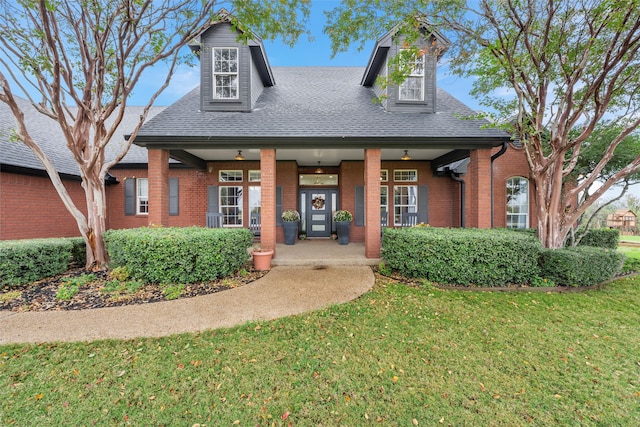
xmin=315 ymin=161 xmax=324 ymax=174
xmin=400 ymin=150 xmax=412 ymax=161
xmin=234 ymin=150 xmax=245 ymax=161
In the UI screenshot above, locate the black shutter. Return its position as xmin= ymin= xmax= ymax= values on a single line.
xmin=276 ymin=186 xmax=283 ymax=226
xmin=355 ymin=186 xmax=365 ymax=227
xmin=208 ymin=186 xmax=219 ymax=212
xmin=169 ymin=178 xmax=179 ymax=216
xmin=124 ymin=178 xmax=135 ymax=216
xmin=418 ymin=186 xmax=429 ymax=224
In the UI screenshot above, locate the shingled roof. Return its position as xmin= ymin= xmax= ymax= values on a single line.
xmin=133 ymin=67 xmax=509 ymax=149
xmin=0 ymin=97 xmax=165 ymax=178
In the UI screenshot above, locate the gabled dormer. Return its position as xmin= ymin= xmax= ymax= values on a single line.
xmin=190 ymin=11 xmax=275 ymax=112
xmin=361 ymin=21 xmax=450 ymax=113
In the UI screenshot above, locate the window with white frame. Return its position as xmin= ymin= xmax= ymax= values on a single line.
xmin=380 ymin=169 xmax=388 ymax=182
xmin=220 ymin=186 xmax=243 ymax=226
xmin=506 ymin=177 xmax=529 ymax=229
xmin=398 ymin=50 xmax=425 ymax=101
xmin=213 ymin=48 xmax=238 ymax=99
xmin=380 ymin=185 xmax=389 ymax=224
xmin=219 ymin=170 xmax=243 ymax=182
xmin=136 ymin=178 xmax=148 ymax=215
xmin=248 ymin=170 xmax=261 ymax=182
xmin=249 ymin=186 xmax=261 ymax=214
xmin=394 ymin=185 xmax=417 ymax=226
xmin=393 ymin=169 xmax=418 ymax=182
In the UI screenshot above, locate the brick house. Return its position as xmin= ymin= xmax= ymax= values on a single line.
xmin=1 ymin=17 xmax=536 ymax=259
xmin=606 ymin=209 xmax=637 ymax=234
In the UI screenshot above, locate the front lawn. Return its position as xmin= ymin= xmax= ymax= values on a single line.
xmin=2 ymin=275 xmax=639 ymax=425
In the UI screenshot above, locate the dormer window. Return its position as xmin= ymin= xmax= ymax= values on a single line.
xmin=213 ymin=47 xmax=239 ymax=99
xmin=398 ymin=50 xmax=425 ymax=102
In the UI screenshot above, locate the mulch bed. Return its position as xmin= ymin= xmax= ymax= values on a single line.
xmin=0 ymin=266 xmax=266 ymax=312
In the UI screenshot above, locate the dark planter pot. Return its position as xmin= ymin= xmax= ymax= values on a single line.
xmin=335 ymin=221 xmax=351 ymax=245
xmin=283 ymin=221 xmax=298 ymax=245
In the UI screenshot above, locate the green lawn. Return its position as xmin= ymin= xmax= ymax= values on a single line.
xmin=2 ymin=275 xmax=639 ymax=426
xmin=619 ymin=235 xmax=640 ymax=242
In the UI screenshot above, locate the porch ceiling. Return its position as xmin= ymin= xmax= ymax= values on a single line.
xmin=183 ymin=147 xmax=454 ymax=166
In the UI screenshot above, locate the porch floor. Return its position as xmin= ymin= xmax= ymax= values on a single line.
xmin=272 ymin=239 xmax=380 ymax=266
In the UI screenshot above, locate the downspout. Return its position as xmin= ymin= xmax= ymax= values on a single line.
xmin=450 ymin=172 xmax=466 ymax=228
xmin=490 ymin=142 xmax=509 ymax=228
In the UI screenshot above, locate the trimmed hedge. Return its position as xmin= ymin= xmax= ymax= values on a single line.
xmin=382 ymin=227 xmax=542 ymax=286
xmin=68 ymin=237 xmax=87 ymax=267
xmin=0 ymin=239 xmax=74 ymax=288
xmin=539 ymin=246 xmax=624 ymax=287
xmin=104 ymin=227 xmax=254 ymax=284
xmin=574 ymin=228 xmax=619 ymax=249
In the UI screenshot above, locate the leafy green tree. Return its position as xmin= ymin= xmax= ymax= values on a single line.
xmin=0 ymin=0 xmax=310 ymax=267
xmin=325 ymin=0 xmax=640 ymax=248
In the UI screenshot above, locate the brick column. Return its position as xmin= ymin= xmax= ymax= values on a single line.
xmin=467 ymin=148 xmax=492 ymax=228
xmin=148 ymin=149 xmax=169 ymax=226
xmin=260 ymin=149 xmax=277 ymax=255
xmin=364 ymin=149 xmax=381 ymax=258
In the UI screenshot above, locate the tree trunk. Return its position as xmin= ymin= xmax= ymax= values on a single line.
xmin=82 ymin=171 xmax=109 ymax=269
xmin=533 ymin=158 xmax=570 ymax=249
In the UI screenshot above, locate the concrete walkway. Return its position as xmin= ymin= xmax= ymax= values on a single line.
xmin=0 ymin=265 xmax=374 ymax=345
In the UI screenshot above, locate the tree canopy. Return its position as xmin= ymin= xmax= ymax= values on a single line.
xmin=0 ymin=0 xmax=311 ymax=267
xmin=325 ymin=0 xmax=640 ymax=247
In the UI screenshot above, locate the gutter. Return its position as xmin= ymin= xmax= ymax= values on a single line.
xmin=490 ymin=142 xmax=509 ymax=227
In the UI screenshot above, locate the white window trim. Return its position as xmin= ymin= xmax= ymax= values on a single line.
xmin=219 ymin=170 xmax=243 ymax=182
xmin=380 ymin=185 xmax=389 ymax=214
xmin=393 ymin=169 xmax=418 ymax=182
xmin=506 ymin=177 xmax=529 ymax=229
xmin=219 ymin=186 xmax=243 ymax=227
xmin=248 ymin=170 xmax=261 ymax=182
xmin=380 ymin=169 xmax=388 ymax=182
xmin=398 ymin=49 xmax=425 ymax=102
xmin=212 ymin=47 xmax=239 ymax=100
xmin=249 ymin=186 xmax=261 ymax=214
xmin=393 ymin=185 xmax=418 ymax=226
xmin=136 ymin=178 xmax=148 ymax=215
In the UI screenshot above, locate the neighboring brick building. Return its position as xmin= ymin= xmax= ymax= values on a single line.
xmin=1 ymin=15 xmax=536 ymax=260
xmin=606 ymin=209 xmax=637 ymax=235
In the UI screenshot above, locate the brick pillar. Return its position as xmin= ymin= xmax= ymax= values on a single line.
xmin=260 ymin=149 xmax=277 ymax=255
xmin=364 ymin=149 xmax=381 ymax=258
xmin=148 ymin=149 xmax=169 ymax=226
xmin=467 ymin=148 xmax=492 ymax=228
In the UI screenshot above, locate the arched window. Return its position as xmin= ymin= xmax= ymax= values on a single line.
xmin=506 ymin=177 xmax=529 ymax=229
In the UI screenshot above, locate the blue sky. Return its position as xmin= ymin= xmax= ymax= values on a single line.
xmin=137 ymin=0 xmax=482 ymax=112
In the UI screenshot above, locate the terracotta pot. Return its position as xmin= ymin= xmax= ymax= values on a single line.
xmin=252 ymin=250 xmax=274 ymax=271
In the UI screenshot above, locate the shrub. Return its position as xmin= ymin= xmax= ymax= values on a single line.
xmin=0 ymin=239 xmax=73 ymax=288
xmin=67 ymin=237 xmax=87 ymax=267
xmin=622 ymin=251 xmax=640 ymax=274
xmin=382 ymin=227 xmax=542 ymax=286
xmin=333 ymin=210 xmax=353 ymax=222
xmin=539 ymin=246 xmax=624 ymax=287
xmin=574 ymin=228 xmax=619 ymax=249
xmin=281 ymin=210 xmax=300 ymax=222
xmin=104 ymin=227 xmax=254 ymax=284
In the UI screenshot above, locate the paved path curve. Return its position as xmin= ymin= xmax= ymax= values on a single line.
xmin=0 ymin=266 xmax=374 ymax=345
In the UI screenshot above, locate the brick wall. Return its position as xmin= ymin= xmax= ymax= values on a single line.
xmin=106 ymin=166 xmax=209 ymax=230
xmin=339 ymin=161 xmax=364 ymax=242
xmin=3 ymin=146 xmax=535 ymax=241
xmin=0 ymin=171 xmax=86 ymax=240
xmin=491 ymin=145 xmax=537 ymax=228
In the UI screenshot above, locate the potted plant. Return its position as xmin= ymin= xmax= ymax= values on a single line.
xmin=299 ymin=231 xmax=307 ymax=240
xmin=281 ymin=209 xmax=300 ymax=245
xmin=333 ymin=210 xmax=353 ymax=245
xmin=251 ymin=245 xmax=274 ymax=271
